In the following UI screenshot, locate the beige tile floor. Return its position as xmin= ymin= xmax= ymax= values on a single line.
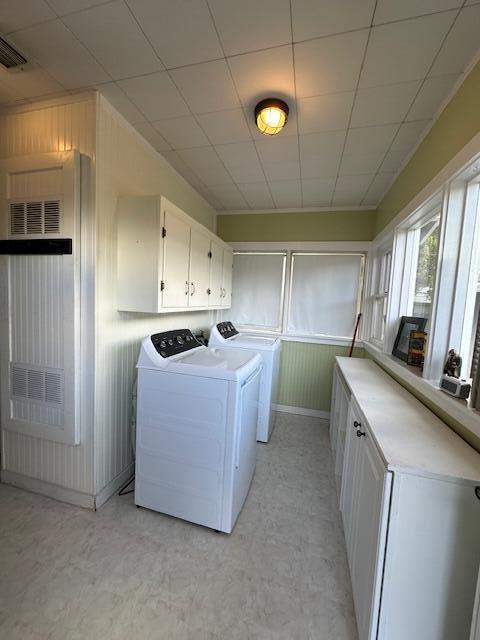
xmin=0 ymin=414 xmax=357 ymax=640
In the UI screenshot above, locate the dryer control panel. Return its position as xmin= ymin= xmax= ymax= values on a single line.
xmin=216 ymin=321 xmax=239 ymax=340
xmin=151 ymin=329 xmax=201 ymax=358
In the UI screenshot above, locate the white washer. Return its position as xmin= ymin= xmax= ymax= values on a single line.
xmin=135 ymin=328 xmax=262 ymax=534
xmin=209 ymin=322 xmax=281 ymax=443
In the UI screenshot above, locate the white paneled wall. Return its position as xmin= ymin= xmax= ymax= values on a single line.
xmin=0 ymin=95 xmax=96 ymax=497
xmin=94 ymin=96 xmax=216 ymax=494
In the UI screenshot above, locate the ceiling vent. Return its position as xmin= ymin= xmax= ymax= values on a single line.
xmin=0 ymin=37 xmax=27 ymax=69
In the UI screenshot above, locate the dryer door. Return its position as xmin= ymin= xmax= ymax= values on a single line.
xmin=231 ymin=366 xmax=261 ymax=526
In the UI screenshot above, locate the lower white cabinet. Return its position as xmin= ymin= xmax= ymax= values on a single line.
xmin=331 ymin=358 xmax=480 ymax=640
xmin=329 ymin=364 xmax=350 ymax=494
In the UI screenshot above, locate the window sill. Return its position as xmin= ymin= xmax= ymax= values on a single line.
xmin=364 ymin=341 xmax=480 ymax=443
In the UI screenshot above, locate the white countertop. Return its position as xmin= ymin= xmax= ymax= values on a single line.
xmin=336 ymin=357 xmax=480 ymax=484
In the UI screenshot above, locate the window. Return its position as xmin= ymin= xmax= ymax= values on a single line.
xmin=287 ymin=253 xmax=364 ymax=338
xmin=409 ymin=211 xmax=440 ymax=325
xmin=229 ymin=249 xmax=365 ymax=342
xmin=370 ymin=249 xmax=392 ymax=344
xmin=230 ymin=252 xmax=286 ymax=332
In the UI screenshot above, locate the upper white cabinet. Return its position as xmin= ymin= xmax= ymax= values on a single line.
xmin=331 ymin=358 xmax=480 ymax=640
xmin=117 ymin=195 xmax=233 ymax=313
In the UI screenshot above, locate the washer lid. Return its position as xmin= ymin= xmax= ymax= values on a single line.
xmin=170 ymin=347 xmax=261 ymax=381
xmin=228 ymin=335 xmax=279 ymax=349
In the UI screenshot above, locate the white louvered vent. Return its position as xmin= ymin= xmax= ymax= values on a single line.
xmin=9 ymin=199 xmax=62 ymax=236
xmin=11 ymin=364 xmax=63 ymax=406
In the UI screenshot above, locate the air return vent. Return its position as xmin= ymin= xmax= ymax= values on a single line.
xmin=0 ymin=38 xmax=27 ymax=69
xmin=9 ymin=199 xmax=62 ymax=236
xmin=11 ymin=364 xmax=63 ymax=406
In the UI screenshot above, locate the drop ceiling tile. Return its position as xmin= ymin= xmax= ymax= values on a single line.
xmin=96 ymin=82 xmax=147 ymax=124
xmin=294 ymin=30 xmax=368 ymax=97
xmin=237 ymin=182 xmax=275 ymax=209
xmin=196 ymin=187 xmax=225 ymax=210
xmin=62 ymin=1 xmax=163 ymax=80
xmin=351 ymin=81 xmax=421 ymax=128
xmin=332 ymin=174 xmax=374 ymax=205
xmin=196 ymin=109 xmax=252 ymax=145
xmin=193 ymin=166 xmax=234 ymax=186
xmin=208 ymin=0 xmax=291 ymax=56
xmin=263 ymin=160 xmax=301 ymax=181
xmin=170 ymin=59 xmax=240 ymax=114
xmin=339 ymin=151 xmax=385 ymax=175
xmin=374 ymin=0 xmax=462 ymax=24
xmin=177 ymin=146 xmax=224 ymax=170
xmin=268 ymin=179 xmax=303 ymax=208
xmin=215 ymin=141 xmax=264 ymax=182
xmin=0 ymin=66 xmax=63 ymax=98
xmin=379 ymin=147 xmax=410 ymax=172
xmin=362 ymin=172 xmax=395 ymax=204
xmin=0 ymin=0 xmax=55 ymax=33
xmin=8 ymin=20 xmax=110 ymax=88
xmin=46 ymin=0 xmax=107 ymax=16
xmin=162 ymin=149 xmax=199 ymax=177
xmin=299 ymin=130 xmax=345 ymax=177
xmin=391 ymin=120 xmax=431 ymax=152
xmin=292 ymin=0 xmax=376 ymax=41
xmin=127 ymin=0 xmax=223 ymax=68
xmin=406 ymin=74 xmax=460 ymax=121
xmin=297 ymin=92 xmax=354 ymax=133
xmin=255 ymin=134 xmax=299 ymax=165
xmin=134 ymin=121 xmax=172 ymax=152
xmin=359 ymin=12 xmax=456 ymax=88
xmin=152 ymin=115 xmax=210 ymax=149
xmin=118 ymin=72 xmax=189 ymax=121
xmin=301 ymin=177 xmax=336 ymax=206
xmin=228 ymin=45 xmax=294 ymax=107
xmin=345 ymin=124 xmax=399 ymax=156
xmin=209 ymin=184 xmax=248 ymax=209
xmin=430 ymin=4 xmax=480 ymax=76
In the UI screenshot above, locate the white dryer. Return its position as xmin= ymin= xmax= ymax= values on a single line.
xmin=209 ymin=322 xmax=281 ymax=443
xmin=135 ymin=329 xmax=262 ymax=534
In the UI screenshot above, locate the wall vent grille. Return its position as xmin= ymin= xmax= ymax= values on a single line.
xmin=9 ymin=199 xmax=62 ymax=236
xmin=11 ymin=364 xmax=64 ymax=406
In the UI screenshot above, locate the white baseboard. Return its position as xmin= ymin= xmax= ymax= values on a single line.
xmin=274 ymin=404 xmax=330 ymax=420
xmin=94 ymin=463 xmax=134 ymax=510
xmin=1 ymin=470 xmax=95 ymax=509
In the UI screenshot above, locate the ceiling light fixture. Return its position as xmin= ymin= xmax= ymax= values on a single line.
xmin=254 ymin=98 xmax=289 ymax=136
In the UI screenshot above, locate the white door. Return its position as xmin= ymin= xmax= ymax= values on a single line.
xmin=221 ymin=248 xmax=233 ymax=307
xmin=209 ymin=241 xmax=224 ymax=307
xmin=340 ymin=400 xmax=362 ymax=560
xmin=189 ymin=228 xmax=211 ymax=307
xmin=162 ymin=206 xmax=191 ymax=308
xmin=350 ymin=432 xmax=392 ymax=640
xmin=334 ymin=378 xmax=350 ymax=496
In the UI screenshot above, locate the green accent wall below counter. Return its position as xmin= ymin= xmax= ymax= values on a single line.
xmin=217 ymin=210 xmax=375 ymax=242
xmin=375 ymin=59 xmax=480 ymax=235
xmin=277 ymin=340 xmax=364 ymax=412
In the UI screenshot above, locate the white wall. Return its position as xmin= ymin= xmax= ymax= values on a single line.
xmin=0 ymin=94 xmax=97 ymax=496
xmin=93 ymin=96 xmax=216 ymax=495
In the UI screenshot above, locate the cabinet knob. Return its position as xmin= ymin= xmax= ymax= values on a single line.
xmin=190 ymin=282 xmax=195 ymax=295
xmin=207 ymin=288 xmax=211 ymax=295
xmin=353 ymin=420 xmax=361 ymax=428
xmin=356 ymin=430 xmax=366 ymax=438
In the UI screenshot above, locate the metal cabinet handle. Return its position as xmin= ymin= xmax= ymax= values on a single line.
xmin=185 ymin=281 xmax=189 ymax=295
xmin=353 ymin=420 xmax=361 ymax=428
xmin=356 ymin=429 xmax=366 ymax=438
xmin=190 ymin=282 xmax=195 ymax=295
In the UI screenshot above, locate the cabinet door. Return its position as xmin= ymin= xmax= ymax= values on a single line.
xmin=221 ymin=248 xmax=233 ymax=307
xmin=209 ymin=241 xmax=224 ymax=307
xmin=162 ymin=206 xmax=190 ymax=308
xmin=340 ymin=400 xmax=362 ymax=559
xmin=350 ymin=432 xmax=392 ymax=640
xmin=334 ymin=378 xmax=350 ymax=497
xmin=189 ymin=228 xmax=211 ymax=307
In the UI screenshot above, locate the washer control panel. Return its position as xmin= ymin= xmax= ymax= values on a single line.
xmin=216 ymin=321 xmax=239 ymax=340
xmin=151 ymin=329 xmax=201 ymax=358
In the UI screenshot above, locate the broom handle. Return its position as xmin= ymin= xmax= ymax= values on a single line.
xmin=349 ymin=313 xmax=362 ymax=357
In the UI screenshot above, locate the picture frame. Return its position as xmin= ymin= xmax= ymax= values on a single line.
xmin=392 ymin=316 xmax=428 ymax=362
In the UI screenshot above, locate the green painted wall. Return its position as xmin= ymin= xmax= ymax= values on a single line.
xmin=277 ymin=341 xmax=364 ymax=412
xmin=375 ymin=59 xmax=480 ymax=234
xmin=217 ymin=210 xmax=375 ymax=242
